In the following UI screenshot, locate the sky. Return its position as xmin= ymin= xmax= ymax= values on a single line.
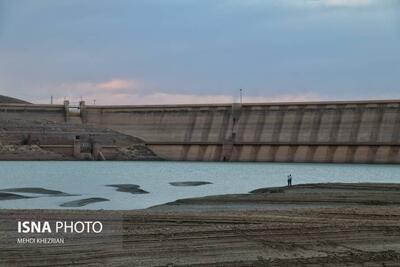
xmin=0 ymin=0 xmax=399 ymax=105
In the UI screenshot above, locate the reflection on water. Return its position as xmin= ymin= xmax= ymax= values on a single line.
xmin=0 ymin=161 xmax=399 ymax=210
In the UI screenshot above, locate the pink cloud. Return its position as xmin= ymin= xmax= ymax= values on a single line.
xmin=95 ymin=79 xmax=138 ymax=90
xmin=32 ymin=78 xmax=321 ymax=105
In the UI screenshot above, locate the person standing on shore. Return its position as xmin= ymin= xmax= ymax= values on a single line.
xmin=287 ymin=174 xmax=292 ymax=187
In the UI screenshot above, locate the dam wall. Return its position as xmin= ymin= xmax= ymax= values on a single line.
xmin=0 ymin=103 xmax=66 ymax=122
xmin=1 ymin=100 xmax=400 ymax=163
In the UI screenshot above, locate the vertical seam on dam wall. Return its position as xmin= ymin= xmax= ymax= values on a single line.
xmin=388 ymin=147 xmax=398 ymax=163
xmin=182 ymin=109 xmax=199 ymax=159
xmin=253 ymin=109 xmax=266 ymax=142
xmin=346 ymin=146 xmax=356 ymax=162
xmin=251 ymin=109 xmax=267 ymax=159
xmin=327 ymin=146 xmax=336 ymax=162
xmin=184 ymin=108 xmax=198 ymax=142
xmin=231 ymin=145 xmax=242 ymax=161
xmin=200 ymin=109 xmax=214 ymax=142
xmin=392 ymin=107 xmax=400 ymax=143
xmin=288 ymin=146 xmax=298 ymax=162
xmin=350 ymin=106 xmax=363 ymax=143
xmin=159 ymin=110 xmax=166 ymax=129
xmin=370 ymin=106 xmax=385 ymax=143
xmin=306 ymin=146 xmax=317 ymax=162
xmin=329 ymin=107 xmax=342 ymax=143
xmin=215 ymin=145 xmax=223 ymax=161
xmin=310 ymin=108 xmax=322 ymax=142
xmin=237 ymin=108 xmax=251 ymax=142
xmin=272 ymin=107 xmax=285 ymax=143
xmin=271 ymin=146 xmax=279 ymax=161
xmin=253 ymin=145 xmax=262 ymax=161
xmin=291 ymin=107 xmax=304 ymax=143
xmin=219 ymin=110 xmax=231 ymax=142
xmin=198 ymin=109 xmax=216 ymax=160
xmin=231 ymin=104 xmax=241 ymax=141
xmin=197 ymin=145 xmax=207 ymax=161
xmin=370 ymin=146 xmax=378 ymax=163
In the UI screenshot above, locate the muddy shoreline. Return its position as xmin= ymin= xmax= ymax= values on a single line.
xmin=1 ymin=183 xmax=400 ymax=266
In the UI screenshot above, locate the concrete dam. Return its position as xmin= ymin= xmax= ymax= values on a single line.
xmin=1 ymin=99 xmax=400 ymax=163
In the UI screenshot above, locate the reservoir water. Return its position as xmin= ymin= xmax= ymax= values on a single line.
xmin=0 ymin=161 xmax=399 ymax=210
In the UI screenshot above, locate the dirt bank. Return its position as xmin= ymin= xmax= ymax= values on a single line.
xmin=161 ymin=182 xmax=400 ymax=208
xmin=0 ymin=145 xmax=70 ymax=160
xmin=1 ymin=183 xmax=400 ymax=266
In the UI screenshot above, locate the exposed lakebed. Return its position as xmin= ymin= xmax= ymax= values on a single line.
xmin=0 ymin=187 xmax=76 ymax=196
xmin=169 ymin=181 xmax=212 ymax=187
xmin=106 ymin=184 xmax=149 ymax=194
xmin=60 ymin=197 xmax=110 ymax=207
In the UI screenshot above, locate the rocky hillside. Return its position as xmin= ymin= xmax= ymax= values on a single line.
xmin=0 ymin=145 xmax=68 ymax=160
xmin=0 ymin=118 xmax=143 ymax=146
xmin=0 ymin=118 xmax=160 ymax=160
xmin=0 ymin=95 xmax=30 ymax=104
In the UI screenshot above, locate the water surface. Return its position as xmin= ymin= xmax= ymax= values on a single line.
xmin=0 ymin=161 xmax=399 ymax=210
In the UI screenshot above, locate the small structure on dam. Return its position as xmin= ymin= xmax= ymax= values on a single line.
xmin=1 ymin=95 xmax=400 ymax=163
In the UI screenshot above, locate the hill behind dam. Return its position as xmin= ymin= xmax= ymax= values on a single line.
xmin=0 ymin=95 xmax=30 ymax=104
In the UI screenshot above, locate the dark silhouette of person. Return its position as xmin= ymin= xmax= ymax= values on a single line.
xmin=287 ymin=174 xmax=292 ymax=187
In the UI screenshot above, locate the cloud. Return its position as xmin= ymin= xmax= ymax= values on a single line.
xmin=44 ymin=79 xmax=140 ymax=102
xmin=95 ymin=79 xmax=138 ymax=90
xmin=33 ymin=78 xmax=321 ymax=105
